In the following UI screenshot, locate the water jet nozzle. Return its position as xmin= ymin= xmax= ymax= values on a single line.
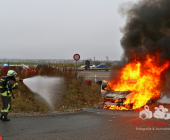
xmin=19 ymin=79 xmax=23 ymax=82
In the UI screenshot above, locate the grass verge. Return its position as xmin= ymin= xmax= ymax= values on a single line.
xmin=0 ymin=65 xmax=103 ymax=113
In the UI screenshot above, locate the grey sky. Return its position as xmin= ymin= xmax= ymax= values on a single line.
xmin=0 ymin=0 xmax=138 ymax=60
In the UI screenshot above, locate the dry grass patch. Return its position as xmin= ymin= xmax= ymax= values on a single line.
xmin=0 ymin=65 xmax=102 ymax=113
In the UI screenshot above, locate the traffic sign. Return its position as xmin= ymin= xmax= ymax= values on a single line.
xmin=73 ymin=54 xmax=80 ymax=61
xmin=85 ymin=60 xmax=90 ymax=65
xmin=85 ymin=60 xmax=90 ymax=70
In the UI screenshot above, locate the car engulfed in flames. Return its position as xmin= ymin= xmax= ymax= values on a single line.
xmin=101 ymin=80 xmax=134 ymax=110
xmin=100 ymin=53 xmax=170 ymax=110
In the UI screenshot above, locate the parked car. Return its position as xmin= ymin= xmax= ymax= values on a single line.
xmin=1 ymin=64 xmax=36 ymax=74
xmin=81 ymin=65 xmax=85 ymax=68
xmin=81 ymin=64 xmax=96 ymax=68
xmin=89 ymin=64 xmax=96 ymax=68
xmin=96 ymin=64 xmax=107 ymax=68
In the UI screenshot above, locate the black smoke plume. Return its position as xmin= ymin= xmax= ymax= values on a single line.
xmin=120 ymin=0 xmax=170 ymax=61
xmin=111 ymin=0 xmax=170 ymax=96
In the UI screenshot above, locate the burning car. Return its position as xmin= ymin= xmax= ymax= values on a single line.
xmin=100 ymin=80 xmax=134 ymax=109
xmin=100 ymin=79 xmax=165 ymax=110
xmin=99 ymin=53 xmax=169 ymax=110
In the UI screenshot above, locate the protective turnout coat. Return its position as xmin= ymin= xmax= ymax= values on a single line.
xmin=0 ymin=76 xmax=18 ymax=121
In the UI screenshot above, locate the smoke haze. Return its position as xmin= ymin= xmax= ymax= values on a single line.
xmin=158 ymin=95 xmax=170 ymax=104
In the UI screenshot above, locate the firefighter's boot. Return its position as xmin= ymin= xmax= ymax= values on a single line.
xmin=2 ymin=116 xmax=10 ymax=121
xmin=1 ymin=112 xmax=10 ymax=121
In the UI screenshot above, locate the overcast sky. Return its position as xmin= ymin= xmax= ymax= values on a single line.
xmin=0 ymin=0 xmax=139 ymax=60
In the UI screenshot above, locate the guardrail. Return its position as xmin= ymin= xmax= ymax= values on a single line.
xmin=77 ymin=68 xmax=111 ymax=71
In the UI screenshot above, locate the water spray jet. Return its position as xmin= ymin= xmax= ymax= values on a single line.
xmin=22 ymin=76 xmax=63 ymax=108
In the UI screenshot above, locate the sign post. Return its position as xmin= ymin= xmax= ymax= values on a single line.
xmin=73 ymin=54 xmax=80 ymax=71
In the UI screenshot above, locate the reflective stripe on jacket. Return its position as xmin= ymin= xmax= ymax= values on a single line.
xmin=1 ymin=81 xmax=18 ymax=97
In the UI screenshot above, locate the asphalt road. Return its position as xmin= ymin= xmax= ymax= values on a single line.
xmin=1 ymin=106 xmax=170 ymax=140
xmin=78 ymin=71 xmax=111 ymax=81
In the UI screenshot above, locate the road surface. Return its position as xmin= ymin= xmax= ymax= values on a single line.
xmin=1 ymin=105 xmax=170 ymax=140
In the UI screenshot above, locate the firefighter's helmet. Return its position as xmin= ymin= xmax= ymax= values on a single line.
xmin=7 ymin=70 xmax=17 ymax=77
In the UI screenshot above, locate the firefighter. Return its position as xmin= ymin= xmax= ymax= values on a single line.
xmin=0 ymin=70 xmax=19 ymax=121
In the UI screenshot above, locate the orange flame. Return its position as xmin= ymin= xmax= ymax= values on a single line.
xmin=107 ymin=53 xmax=169 ymax=110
